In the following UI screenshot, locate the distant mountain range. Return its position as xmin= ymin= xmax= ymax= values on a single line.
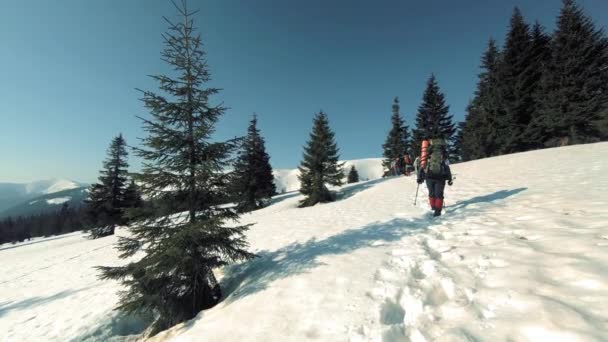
xmin=0 ymin=179 xmax=89 ymax=219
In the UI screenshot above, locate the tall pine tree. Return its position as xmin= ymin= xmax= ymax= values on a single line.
xmin=298 ymin=111 xmax=343 ymax=207
xmin=532 ymin=0 xmax=608 ymax=146
xmin=85 ymin=134 xmax=129 ymax=238
xmin=411 ymin=75 xmax=454 ymax=157
xmin=461 ymin=39 xmax=502 ymax=160
xmin=495 ymin=7 xmax=537 ymax=154
xmin=97 ymin=1 xmax=254 ymax=334
xmin=381 ymin=97 xmax=410 ymax=176
xmin=232 ymin=114 xmax=276 ymax=212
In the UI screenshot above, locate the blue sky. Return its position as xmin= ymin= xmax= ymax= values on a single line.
xmin=1 ymin=0 xmax=607 ymax=183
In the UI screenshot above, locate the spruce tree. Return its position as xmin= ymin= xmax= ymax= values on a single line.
xmin=381 ymin=97 xmax=410 ymax=175
xmin=521 ymin=21 xmax=552 ymax=149
xmin=298 ymin=111 xmax=343 ymax=207
xmin=232 ymin=114 xmax=276 ymax=212
xmin=451 ymin=121 xmax=465 ymax=162
xmin=495 ymin=7 xmax=536 ymax=154
xmin=123 ymin=179 xmax=144 ymax=224
xmin=97 ymin=1 xmax=254 ymax=334
xmin=532 ymin=0 xmax=608 ymax=146
xmin=461 ymin=39 xmax=502 ymax=160
xmin=85 ymin=134 xmax=130 ymax=238
xmin=347 ymin=165 xmax=359 ymax=184
xmin=411 ymin=75 xmax=454 ymax=156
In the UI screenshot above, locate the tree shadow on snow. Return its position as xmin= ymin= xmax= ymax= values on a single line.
xmin=447 ymin=188 xmax=527 ymax=212
xmin=335 ymin=177 xmax=392 ymax=201
xmin=221 ymin=187 xmax=528 ymax=304
xmin=221 ymin=216 xmax=427 ymax=304
xmin=73 ymin=311 xmax=154 ymax=342
xmin=0 ymin=286 xmax=92 ymax=318
xmin=268 ymin=191 xmax=301 ymax=206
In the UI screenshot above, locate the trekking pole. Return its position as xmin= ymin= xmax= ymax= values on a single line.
xmin=413 ymin=182 xmax=420 ymax=205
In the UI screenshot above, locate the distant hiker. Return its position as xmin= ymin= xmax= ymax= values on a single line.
xmin=390 ymin=159 xmax=396 ymax=176
xmin=417 ymin=138 xmax=453 ymax=217
xmin=404 ymin=153 xmax=412 ymax=176
xmin=394 ymin=157 xmax=401 ymax=176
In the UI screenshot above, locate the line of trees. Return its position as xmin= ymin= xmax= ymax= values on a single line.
xmin=458 ymin=0 xmax=608 ymax=161
xmin=381 ymin=0 xmax=607 ymax=169
xmin=0 ymin=203 xmax=86 ymax=245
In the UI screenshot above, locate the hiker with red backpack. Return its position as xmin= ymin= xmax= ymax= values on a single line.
xmin=417 ymin=138 xmax=453 ymax=217
xmin=404 ymin=153 xmax=412 ymax=176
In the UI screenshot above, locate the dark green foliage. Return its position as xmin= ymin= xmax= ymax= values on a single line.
xmin=450 ymin=121 xmax=465 ymax=163
xmin=411 ymin=75 xmax=455 ymax=157
xmin=531 ymin=0 xmax=608 ymax=146
xmin=0 ymin=205 xmax=87 ymax=244
xmin=85 ymin=134 xmax=130 ymax=238
xmin=232 ymin=114 xmax=276 ymax=212
xmin=123 ymin=180 xmax=143 ymax=210
xmin=347 ymin=165 xmax=359 ymax=184
xmin=460 ymin=39 xmax=502 ymax=161
xmin=522 ymin=22 xmax=553 ymax=148
xmin=494 ymin=8 xmax=537 ymax=154
xmin=459 ymin=1 xmax=606 ymax=161
xmin=298 ymin=111 xmax=343 ymax=207
xmin=382 ymin=97 xmax=410 ymax=176
xmin=97 ymin=1 xmax=254 ymax=334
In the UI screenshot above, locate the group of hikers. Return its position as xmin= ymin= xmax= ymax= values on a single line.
xmin=389 ymin=138 xmax=453 ymax=217
xmin=389 ymin=154 xmax=414 ymax=176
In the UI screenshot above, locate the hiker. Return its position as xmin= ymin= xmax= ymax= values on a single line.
xmin=404 ymin=153 xmax=412 ymax=176
xmin=417 ymin=138 xmax=453 ymax=217
xmin=394 ymin=157 xmax=401 ymax=176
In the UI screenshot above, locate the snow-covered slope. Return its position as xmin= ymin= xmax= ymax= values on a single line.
xmin=1 ymin=143 xmax=607 ymax=341
xmin=274 ymin=158 xmax=384 ymax=193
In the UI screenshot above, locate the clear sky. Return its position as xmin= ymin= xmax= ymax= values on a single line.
xmin=1 ymin=0 xmax=607 ymax=183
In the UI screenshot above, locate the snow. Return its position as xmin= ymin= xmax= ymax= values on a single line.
xmin=273 ymin=158 xmax=384 ymax=192
xmin=1 ymin=143 xmax=607 ymax=341
xmin=45 ymin=197 xmax=71 ymax=205
xmin=23 ymin=179 xmax=82 ymax=195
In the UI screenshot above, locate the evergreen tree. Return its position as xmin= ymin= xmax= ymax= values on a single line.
xmin=97 ymin=2 xmax=254 ymax=334
xmin=381 ymin=97 xmax=410 ymax=175
xmin=451 ymin=121 xmax=465 ymax=162
xmin=122 ymin=180 xmax=144 ymax=224
xmin=85 ymin=134 xmax=130 ymax=238
xmin=411 ymin=74 xmax=455 ymax=156
xmin=495 ymin=7 xmax=537 ymax=154
xmin=531 ymin=0 xmax=608 ymax=146
xmin=232 ymin=114 xmax=276 ymax=212
xmin=461 ymin=39 xmax=502 ymax=160
xmin=347 ymin=165 xmax=359 ymax=184
xmin=298 ymin=111 xmax=343 ymax=207
xmin=524 ymin=22 xmax=553 ymax=144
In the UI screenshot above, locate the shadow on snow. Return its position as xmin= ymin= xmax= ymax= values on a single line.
xmin=447 ymin=188 xmax=527 ymax=212
xmin=335 ymin=177 xmax=393 ymax=201
xmin=0 ymin=287 xmax=92 ymax=318
xmin=221 ymin=187 xmax=527 ymax=304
